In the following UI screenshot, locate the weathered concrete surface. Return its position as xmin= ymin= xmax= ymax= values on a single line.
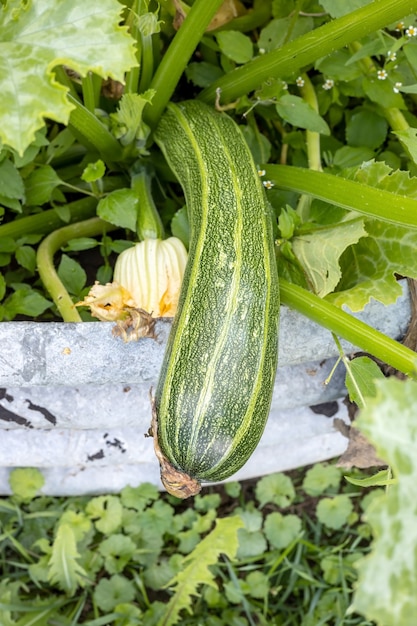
xmin=0 ymin=283 xmax=410 ymax=386
xmin=0 ymin=282 xmax=410 ymax=495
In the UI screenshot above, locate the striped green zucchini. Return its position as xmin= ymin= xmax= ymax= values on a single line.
xmin=153 ymin=100 xmax=280 ymax=498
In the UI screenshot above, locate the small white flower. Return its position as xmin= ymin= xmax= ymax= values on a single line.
xmin=258 ymin=169 xmax=266 ymax=177
xmin=322 ymin=79 xmax=334 ymax=90
xmin=282 ymin=81 xmax=288 ymax=90
xmin=386 ymin=50 xmax=397 ymax=62
xmin=395 ymin=21 xmax=405 ymax=31
xmin=263 ymin=180 xmax=274 ymax=189
xmin=377 ymin=69 xmax=388 ymax=80
xmin=296 ymin=76 xmax=305 ymax=87
xmin=406 ymin=25 xmax=417 ymax=37
xmin=393 ymin=81 xmax=403 ymax=93
xmin=258 ymin=47 xmax=265 ymax=54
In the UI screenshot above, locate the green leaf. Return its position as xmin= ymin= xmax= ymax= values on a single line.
xmin=57 ymin=254 xmax=87 ymax=296
xmin=0 ymin=237 xmax=16 ymax=253
xmin=345 ymin=469 xmax=395 ymax=488
xmin=393 ymin=127 xmax=417 ymax=166
xmin=24 ymin=165 xmax=63 ymax=206
xmin=302 ymin=463 xmax=342 ymax=497
xmin=59 ymin=510 xmax=92 ymax=542
xmin=362 ymin=76 xmax=405 ymax=110
xmin=258 ymin=16 xmax=314 ymax=53
xmin=346 ymin=109 xmax=388 ymax=149
xmin=120 ymin=482 xmax=159 ymax=511
xmin=112 ymin=603 xmax=143 ymax=626
xmin=255 ymin=472 xmax=295 ymax=508
xmin=99 ymin=534 xmax=136 ymax=574
xmin=0 ymin=157 xmax=24 ymax=200
xmin=161 ymin=517 xmax=243 ymax=625
xmin=138 ymin=10 xmax=162 ymax=37
xmin=64 ymin=238 xmax=99 ymax=252
xmin=345 ymin=356 xmax=385 ymax=408
xmin=8 ymin=468 xmax=44 ymax=501
xmin=86 ymin=495 xmax=123 ymax=534
xmin=81 ymin=160 xmax=106 ymax=183
xmin=48 ymin=524 xmax=88 ymax=595
xmin=329 ymin=219 xmax=417 ymax=310
xmin=264 ymin=512 xmax=302 ymax=549
xmin=0 ymin=274 xmax=5 ymax=300
xmin=97 ymin=189 xmax=138 ymax=231
xmin=215 ymin=31 xmax=253 ymax=64
xmin=15 ymin=245 xmax=36 ymax=272
xmin=236 ymin=529 xmax=267 ymax=560
xmin=93 ymin=574 xmax=136 ymax=612
xmin=319 ymin=0 xmax=373 ymax=18
xmin=276 ymin=95 xmax=330 ymax=135
xmin=0 ymin=0 xmax=137 ymax=155
xmin=352 ymin=378 xmax=417 ymax=625
xmin=333 ymin=145 xmax=375 ymax=169
xmin=240 ymin=124 xmax=272 ymax=165
xmin=110 ymin=91 xmax=155 ymax=150
xmin=171 ymin=207 xmax=190 ymax=247
xmin=316 ymin=495 xmax=354 ymax=530
xmin=185 ymin=62 xmax=224 ymax=88
xmin=143 ymin=554 xmax=183 ymax=591
xmin=292 ymin=218 xmax=367 ymax=297
xmin=347 ymin=159 xmax=417 ymax=196
xmin=3 ymin=288 xmax=52 ymax=319
xmin=316 ymin=49 xmax=363 ymax=82
xmin=245 ymin=571 xmax=270 ymax=599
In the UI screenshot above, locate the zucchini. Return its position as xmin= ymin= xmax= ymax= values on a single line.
xmin=152 ymin=100 xmax=280 ymax=498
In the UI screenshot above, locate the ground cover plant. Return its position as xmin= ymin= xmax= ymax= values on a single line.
xmin=0 ymin=462 xmax=381 ymax=625
xmin=1 ymin=0 xmax=417 ymax=623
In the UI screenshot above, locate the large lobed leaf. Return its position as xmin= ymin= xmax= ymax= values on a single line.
xmin=352 ymin=378 xmax=417 ymax=626
xmin=328 ymin=161 xmax=417 ymax=310
xmin=0 ymin=0 xmax=137 ymax=155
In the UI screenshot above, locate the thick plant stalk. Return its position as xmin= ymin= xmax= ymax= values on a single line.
xmin=199 ymin=0 xmax=417 ymax=104
xmin=265 ymin=165 xmax=417 ymax=227
xmin=281 ymin=280 xmax=417 ymax=379
xmin=68 ymin=96 xmax=123 ymax=164
xmin=0 ymin=197 xmax=97 ymax=239
xmin=143 ymin=0 xmax=224 ymax=128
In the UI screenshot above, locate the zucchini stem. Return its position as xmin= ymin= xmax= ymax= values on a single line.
xmin=199 ymin=0 xmax=417 ymax=104
xmin=280 ymin=279 xmax=417 ymax=379
xmin=265 ymin=164 xmax=417 ymax=228
xmin=143 ymin=0 xmax=225 ymax=128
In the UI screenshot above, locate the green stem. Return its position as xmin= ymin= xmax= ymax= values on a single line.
xmin=81 ymin=72 xmax=102 ymax=113
xmin=280 ymin=279 xmax=417 ymax=379
xmin=384 ymin=107 xmax=410 ymax=131
xmin=36 ymin=217 xmax=117 ymax=322
xmin=0 ymin=197 xmax=97 ymax=239
xmin=143 ymin=0 xmax=225 ymax=128
xmin=138 ymin=33 xmax=154 ymax=93
xmin=199 ymin=0 xmax=417 ymax=103
xmin=299 ymin=73 xmax=322 ymax=172
xmin=264 ymin=164 xmax=417 ymax=227
xmin=125 ymin=0 xmax=142 ymax=94
xmin=54 ymin=65 xmax=81 ymax=102
xmin=67 ymin=95 xmax=123 ymax=164
xmin=132 ymin=168 xmax=164 ymax=240
xmin=296 ymin=73 xmax=322 ymax=219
